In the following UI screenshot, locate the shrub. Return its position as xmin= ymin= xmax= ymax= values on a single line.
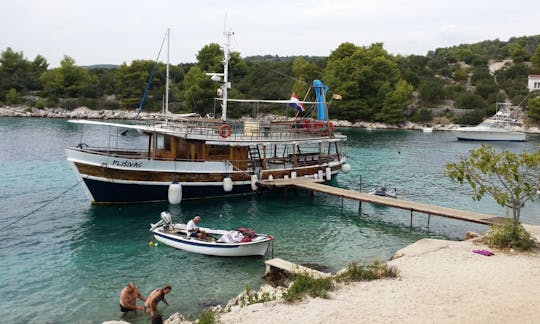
xmin=241 ymin=286 xmax=275 ymax=306
xmin=483 ymin=219 xmax=536 ymax=251
xmin=336 ymin=261 xmax=399 ymax=283
xmin=282 ymin=274 xmax=334 ymax=303
xmin=455 ymin=92 xmax=487 ymax=109
xmin=198 ymin=309 xmax=218 ymax=324
xmin=453 ymin=109 xmax=485 ymax=125
xmin=410 ymin=108 xmax=433 ymax=123
xmin=5 ymin=88 xmax=19 ymax=105
xmin=34 ymin=98 xmax=46 ymax=109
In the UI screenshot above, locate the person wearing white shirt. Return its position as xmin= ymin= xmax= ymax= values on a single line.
xmin=186 ymin=215 xmax=206 ymax=239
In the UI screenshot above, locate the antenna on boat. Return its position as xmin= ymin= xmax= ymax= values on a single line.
xmin=221 ymin=29 xmax=233 ymax=122
xmin=165 ymin=27 xmax=170 ymax=123
xmin=206 ymin=26 xmax=233 ymax=122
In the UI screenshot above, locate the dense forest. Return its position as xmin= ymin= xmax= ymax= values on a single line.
xmin=1 ymin=35 xmax=540 ymax=124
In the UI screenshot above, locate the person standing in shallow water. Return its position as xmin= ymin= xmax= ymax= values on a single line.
xmin=119 ymin=282 xmax=146 ymax=314
xmin=145 ymin=285 xmax=171 ymax=316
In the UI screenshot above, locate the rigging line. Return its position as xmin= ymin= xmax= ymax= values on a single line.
xmin=0 ymin=180 xmax=82 ymax=232
xmin=247 ymin=60 xmax=297 ymax=82
xmin=136 ymin=29 xmax=169 ymax=118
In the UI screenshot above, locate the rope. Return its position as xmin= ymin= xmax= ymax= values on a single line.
xmin=0 ymin=180 xmax=82 ymax=232
xmin=247 ymin=60 xmax=297 ymax=82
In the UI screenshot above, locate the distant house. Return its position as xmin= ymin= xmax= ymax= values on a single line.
xmin=529 ymin=75 xmax=540 ymax=92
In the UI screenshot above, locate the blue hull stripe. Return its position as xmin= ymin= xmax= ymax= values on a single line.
xmin=153 ymin=231 xmax=238 ymax=249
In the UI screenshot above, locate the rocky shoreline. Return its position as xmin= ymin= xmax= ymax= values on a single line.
xmin=151 ymin=226 xmax=540 ymax=324
xmin=3 ymin=105 xmax=540 ymax=133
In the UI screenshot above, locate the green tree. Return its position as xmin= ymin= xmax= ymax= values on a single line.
xmin=418 ymin=78 xmax=445 ymax=105
xmin=182 ymin=65 xmax=214 ymax=115
xmin=291 ymin=56 xmax=321 ymax=98
xmin=113 ymin=60 xmax=158 ymax=109
xmin=375 ymin=79 xmax=413 ymax=123
xmin=455 ymin=91 xmax=486 ymax=109
xmin=40 ymin=56 xmax=94 ymax=99
xmin=528 ymin=96 xmax=540 ymax=121
xmin=5 ymin=88 xmax=19 ymax=105
xmin=324 ymin=42 xmax=400 ymax=121
xmin=508 ymin=43 xmax=528 ymax=62
xmin=531 ymin=44 xmax=540 ymax=74
xmin=446 ymin=145 xmax=540 ymax=225
xmin=196 ymin=43 xmax=222 ymax=72
xmin=0 ymin=48 xmax=31 ymax=98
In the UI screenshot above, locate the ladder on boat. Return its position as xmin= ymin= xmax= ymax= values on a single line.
xmin=248 ymin=145 xmax=262 ymax=169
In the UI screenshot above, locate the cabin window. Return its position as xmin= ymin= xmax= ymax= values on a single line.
xmin=154 ymin=134 xmax=170 ymax=150
xmin=207 ymin=145 xmax=228 ymax=156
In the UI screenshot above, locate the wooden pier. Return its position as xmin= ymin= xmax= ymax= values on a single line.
xmin=258 ymin=177 xmax=324 ymax=188
xmin=287 ymin=181 xmax=503 ymax=226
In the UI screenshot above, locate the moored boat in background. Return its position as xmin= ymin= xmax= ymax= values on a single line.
xmin=452 ymin=103 xmax=526 ymax=142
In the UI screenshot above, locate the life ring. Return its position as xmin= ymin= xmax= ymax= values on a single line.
xmin=218 ymin=124 xmax=232 ymax=138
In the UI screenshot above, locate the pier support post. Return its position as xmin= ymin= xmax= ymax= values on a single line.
xmin=358 ymin=176 xmax=362 ymax=212
xmin=427 ymin=213 xmax=431 ymax=231
xmin=410 ymin=210 xmax=413 ymax=229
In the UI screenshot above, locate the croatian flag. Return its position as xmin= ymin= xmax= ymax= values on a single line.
xmin=288 ymin=92 xmax=305 ymax=112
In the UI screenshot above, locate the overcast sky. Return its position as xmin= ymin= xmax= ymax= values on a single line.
xmin=2 ymin=0 xmax=539 ymax=67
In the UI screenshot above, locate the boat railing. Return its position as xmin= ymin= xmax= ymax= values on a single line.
xmin=151 ymin=119 xmax=336 ymax=141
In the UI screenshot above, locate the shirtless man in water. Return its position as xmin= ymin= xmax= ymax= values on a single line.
xmin=119 ymin=282 xmax=146 ymax=314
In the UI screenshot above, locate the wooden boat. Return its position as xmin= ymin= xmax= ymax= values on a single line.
xmin=149 ymin=212 xmax=273 ymax=257
xmin=65 ymin=30 xmax=350 ymax=204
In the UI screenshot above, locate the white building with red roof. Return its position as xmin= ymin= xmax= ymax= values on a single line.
xmin=529 ymin=75 xmax=540 ymax=92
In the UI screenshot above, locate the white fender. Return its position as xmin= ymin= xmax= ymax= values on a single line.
xmin=341 ymin=163 xmax=351 ymax=174
xmin=250 ymin=174 xmax=258 ymax=191
xmin=325 ymin=167 xmax=332 ymax=181
xmin=223 ymin=176 xmax=233 ymax=192
xmin=168 ymin=180 xmax=182 ymax=205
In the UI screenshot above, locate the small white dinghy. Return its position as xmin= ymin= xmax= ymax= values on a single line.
xmin=368 ymin=185 xmax=397 ymax=198
xmin=149 ymin=212 xmax=274 ymax=257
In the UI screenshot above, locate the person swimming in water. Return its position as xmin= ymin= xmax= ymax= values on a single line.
xmin=145 ymin=285 xmax=171 ymax=316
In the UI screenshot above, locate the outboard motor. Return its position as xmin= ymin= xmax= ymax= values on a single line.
xmin=149 ymin=211 xmax=173 ymax=232
xmin=161 ymin=211 xmax=172 ymax=226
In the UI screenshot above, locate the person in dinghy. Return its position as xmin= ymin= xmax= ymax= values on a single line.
xmin=186 ymin=215 xmax=206 ymax=239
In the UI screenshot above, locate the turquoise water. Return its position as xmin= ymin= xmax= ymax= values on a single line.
xmin=1 ymin=118 xmax=539 ymax=323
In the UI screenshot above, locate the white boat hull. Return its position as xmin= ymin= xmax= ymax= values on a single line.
xmin=452 ymin=127 xmax=526 ymax=141
xmin=151 ymin=225 xmax=273 ymax=257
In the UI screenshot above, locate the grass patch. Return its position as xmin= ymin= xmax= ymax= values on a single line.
xmin=483 ymin=219 xmax=536 ymax=251
xmin=198 ymin=309 xmax=218 ymax=324
xmin=282 ymin=274 xmax=334 ymax=303
xmin=336 ymin=260 xmax=399 ymax=283
xmin=242 ymin=286 xmax=276 ymax=306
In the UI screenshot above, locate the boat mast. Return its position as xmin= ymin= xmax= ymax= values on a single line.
xmin=165 ymin=27 xmax=170 ymax=123
xmin=221 ymin=30 xmax=233 ymax=122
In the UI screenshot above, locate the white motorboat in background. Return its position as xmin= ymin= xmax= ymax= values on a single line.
xmin=452 ymin=103 xmax=526 ymax=142
xmin=149 ymin=212 xmax=273 ymax=257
